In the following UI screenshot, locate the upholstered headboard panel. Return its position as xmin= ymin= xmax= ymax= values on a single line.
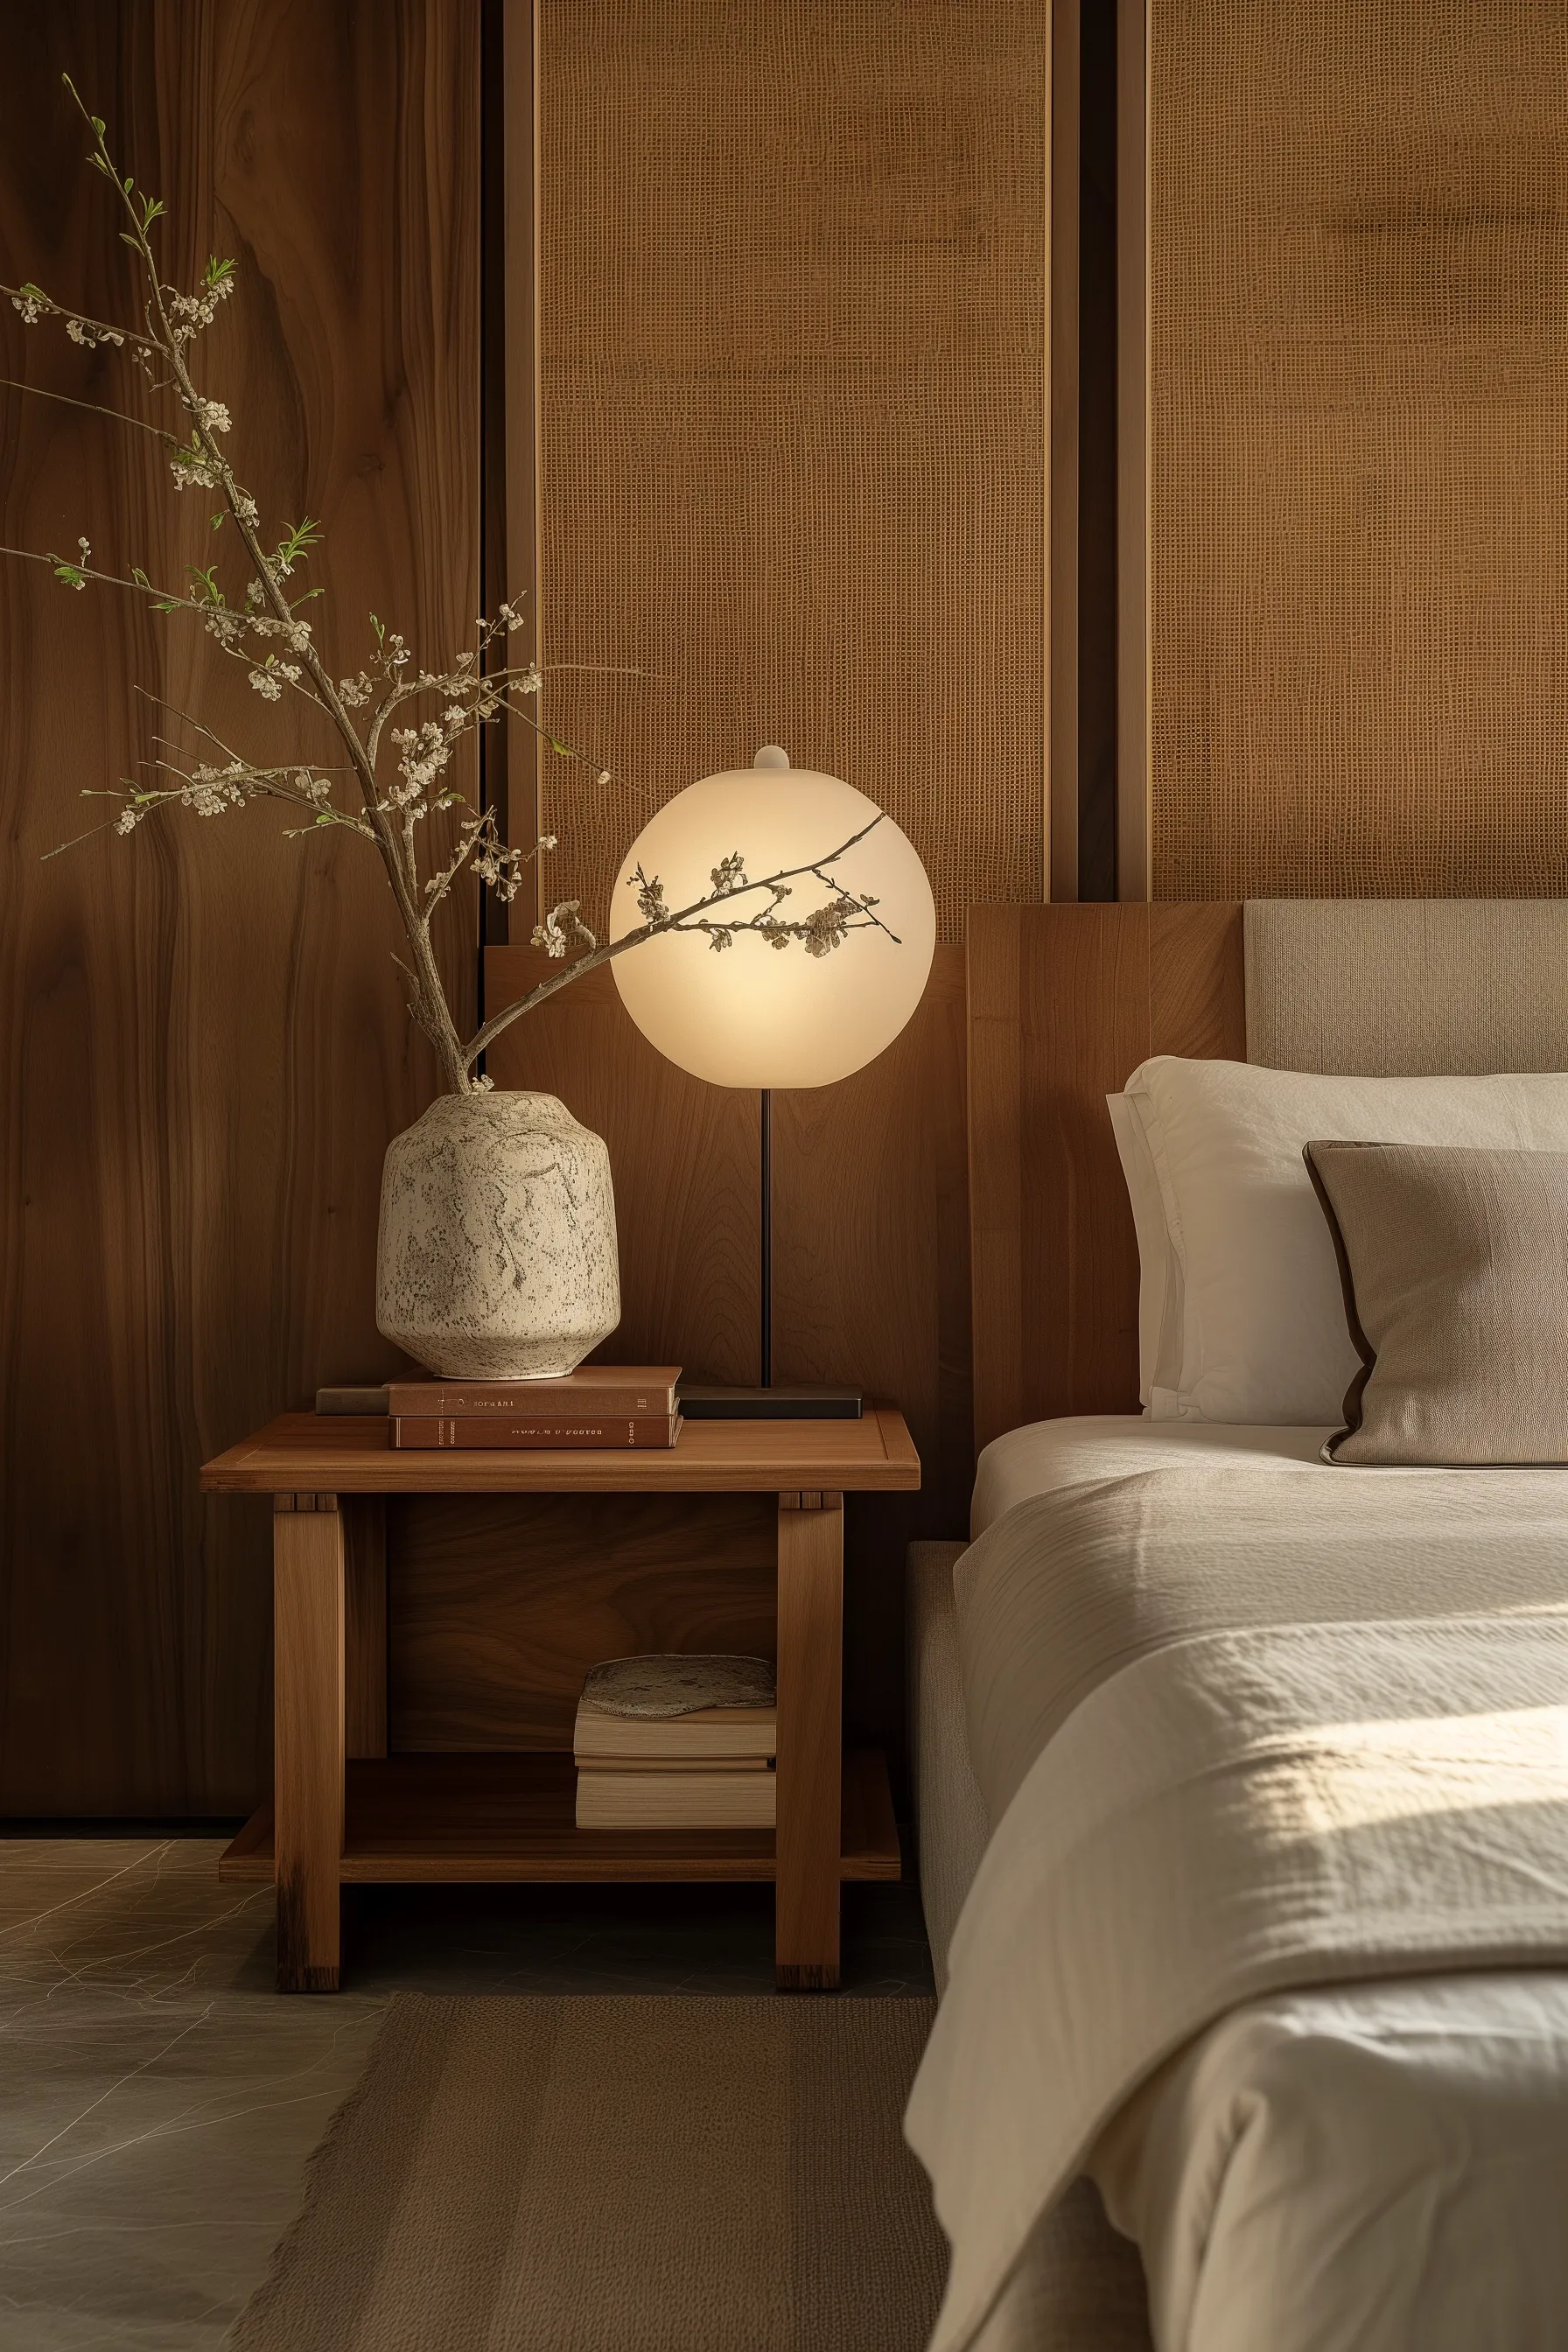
xmin=1246 ymin=900 xmax=1568 ymax=1077
xmin=968 ymin=899 xmax=1568 ymax=1453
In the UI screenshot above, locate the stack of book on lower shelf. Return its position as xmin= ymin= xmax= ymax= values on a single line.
xmin=388 ymin=1365 xmax=682 ymax=1450
xmin=573 ymin=1654 xmax=777 ymax=1829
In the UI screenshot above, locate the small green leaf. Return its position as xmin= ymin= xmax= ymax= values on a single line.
xmin=210 ymin=511 xmax=225 ymax=531
xmin=91 ymin=116 xmax=106 ymax=136
xmin=130 ymin=564 xmax=150 ymax=588
xmin=52 ymin=563 xmax=82 ymax=588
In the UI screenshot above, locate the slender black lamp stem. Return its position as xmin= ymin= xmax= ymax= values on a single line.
xmin=760 ymin=1086 xmax=773 ymax=1389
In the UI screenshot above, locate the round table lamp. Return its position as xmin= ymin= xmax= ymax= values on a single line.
xmin=610 ymin=747 xmax=937 ymax=1408
xmin=609 ymin=747 xmax=935 ymax=1088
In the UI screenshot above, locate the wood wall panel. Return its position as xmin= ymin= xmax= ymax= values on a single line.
xmin=1150 ymin=2 xmax=1568 ymax=900
xmin=534 ymin=0 xmax=1047 ymax=945
xmin=388 ymin=1493 xmax=777 ymax=1752
xmin=0 ymin=2 xmax=480 ymax=1814
xmin=484 ymin=948 xmax=763 ymax=1389
xmin=484 ymin=941 xmax=971 ymax=1770
xmin=968 ymin=903 xmax=1243 ymax=1452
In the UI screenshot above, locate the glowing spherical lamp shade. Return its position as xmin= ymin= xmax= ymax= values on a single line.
xmin=610 ymin=749 xmax=936 ymax=1089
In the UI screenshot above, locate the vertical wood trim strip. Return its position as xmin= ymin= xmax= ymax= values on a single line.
xmin=774 ymin=1495 xmax=844 ymax=1990
xmin=344 ymin=1495 xmax=388 ymax=1761
xmin=1116 ymin=0 xmax=1152 ymax=902
xmin=967 ymin=908 xmax=1026 ymax=1455
xmin=272 ymin=1503 xmax=346 ymax=1992
xmin=504 ymin=0 xmax=544 ymax=931
xmin=1035 ymin=906 xmax=1149 ymax=1418
xmin=968 ymin=904 xmax=1245 ymax=1453
xmin=1049 ymin=0 xmax=1081 ymax=902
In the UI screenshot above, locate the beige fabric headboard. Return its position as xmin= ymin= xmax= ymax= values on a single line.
xmin=1245 ymin=900 xmax=1568 ymax=1077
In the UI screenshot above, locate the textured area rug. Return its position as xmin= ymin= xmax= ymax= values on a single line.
xmin=230 ymin=1993 xmax=946 ymax=2351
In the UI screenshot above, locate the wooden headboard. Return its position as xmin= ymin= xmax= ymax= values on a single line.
xmin=967 ymin=903 xmax=1244 ymax=1453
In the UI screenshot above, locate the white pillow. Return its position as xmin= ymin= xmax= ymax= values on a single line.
xmin=1122 ymin=1057 xmax=1568 ymax=1424
xmin=1107 ymin=1092 xmax=1172 ymax=1411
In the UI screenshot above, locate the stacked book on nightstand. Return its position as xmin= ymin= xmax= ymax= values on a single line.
xmin=387 ymin=1365 xmax=682 ymax=1450
xmin=573 ymin=1654 xmax=777 ymax=1829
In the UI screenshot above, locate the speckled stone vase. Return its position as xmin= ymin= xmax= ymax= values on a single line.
xmin=375 ymin=1092 xmax=620 ymax=1379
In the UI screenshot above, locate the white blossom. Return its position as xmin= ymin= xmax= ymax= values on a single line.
xmin=248 ymin=667 xmax=283 ymax=701
xmin=182 ymin=760 xmax=248 ymax=816
xmin=116 ymin=806 xmax=143 ymax=835
xmin=389 ymin=718 xmax=457 ymax=807
xmin=193 ymin=397 xmax=230 ymax=434
xmin=170 ymin=449 xmax=218 ymax=492
xmin=11 ymin=290 xmax=43 ymax=324
xmin=337 ymin=674 xmax=374 ymax=708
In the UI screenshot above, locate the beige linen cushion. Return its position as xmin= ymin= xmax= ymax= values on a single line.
xmin=1305 ymin=1142 xmax=1568 ymax=1465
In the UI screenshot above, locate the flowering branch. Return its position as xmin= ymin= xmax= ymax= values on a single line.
xmin=5 ymin=80 xmax=897 ymax=1098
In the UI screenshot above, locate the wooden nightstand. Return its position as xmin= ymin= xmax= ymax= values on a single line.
xmin=201 ymin=1408 xmax=920 ymax=1992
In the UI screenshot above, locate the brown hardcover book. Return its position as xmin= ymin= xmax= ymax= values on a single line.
xmin=391 ymin=1413 xmax=682 ymax=1450
xmin=573 ymin=1702 xmax=776 ymax=1766
xmin=386 ymin=1367 xmax=680 ymax=1419
xmin=574 ymin=1768 xmax=776 ymax=1830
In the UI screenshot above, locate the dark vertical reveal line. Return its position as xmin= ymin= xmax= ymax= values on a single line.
xmin=760 ymin=1087 xmax=773 ymax=1389
xmin=1116 ymin=0 xmax=1150 ymax=903
xmin=1048 ymin=0 xmax=1082 ymax=902
xmin=1077 ymin=0 xmax=1119 ymax=901
xmin=503 ymin=0 xmax=543 ymax=935
xmin=479 ymin=0 xmax=508 ymax=1008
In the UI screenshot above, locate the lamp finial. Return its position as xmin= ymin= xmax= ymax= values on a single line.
xmin=752 ymin=745 xmax=790 ymax=771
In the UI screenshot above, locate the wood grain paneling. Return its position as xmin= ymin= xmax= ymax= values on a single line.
xmin=388 ymin=1492 xmax=778 ymax=1751
xmin=0 ymin=2 xmax=480 ymax=1814
xmin=485 ymin=942 xmax=970 ymax=1774
xmin=534 ymin=0 xmax=1047 ymax=945
xmin=485 ymin=948 xmax=761 ymax=1386
xmin=968 ymin=902 xmax=1243 ymax=1452
xmin=1150 ymin=4 xmax=1568 ymax=901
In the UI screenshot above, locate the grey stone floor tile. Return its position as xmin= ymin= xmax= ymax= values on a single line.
xmin=0 ymin=1836 xmax=934 ymax=2347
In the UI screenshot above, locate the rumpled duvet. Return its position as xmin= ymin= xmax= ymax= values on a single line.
xmin=906 ymin=1613 xmax=1568 ymax=2352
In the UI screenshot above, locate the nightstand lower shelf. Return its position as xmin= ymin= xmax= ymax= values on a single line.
xmin=219 ymin=1747 xmax=900 ymax=1886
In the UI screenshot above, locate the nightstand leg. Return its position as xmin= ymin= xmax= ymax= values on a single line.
xmin=272 ymin=1494 xmax=346 ymax=1992
xmin=775 ymin=1491 xmax=844 ymax=1990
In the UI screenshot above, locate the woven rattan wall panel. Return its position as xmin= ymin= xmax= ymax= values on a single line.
xmin=536 ymin=1 xmax=1046 ymax=944
xmin=1150 ymin=1 xmax=1568 ymax=901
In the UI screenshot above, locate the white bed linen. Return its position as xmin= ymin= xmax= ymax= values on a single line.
xmin=913 ymin=1609 xmax=1568 ymax=2352
xmin=1094 ymin=1973 xmax=1568 ymax=2352
xmin=960 ymin=1415 xmax=1568 ymax=1820
xmin=928 ymin=1418 xmax=1568 ymax=2352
